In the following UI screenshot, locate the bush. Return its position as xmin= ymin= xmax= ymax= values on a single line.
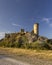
xmin=0 ymin=34 xmax=51 ymax=50
xmin=29 ymin=41 xmax=50 ymax=50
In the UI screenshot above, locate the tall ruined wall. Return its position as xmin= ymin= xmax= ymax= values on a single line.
xmin=34 ymin=23 xmax=39 ymax=37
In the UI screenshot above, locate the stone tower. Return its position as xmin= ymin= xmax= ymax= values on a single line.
xmin=34 ymin=23 xmax=39 ymax=37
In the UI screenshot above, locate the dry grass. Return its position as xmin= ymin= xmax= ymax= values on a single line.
xmin=0 ymin=47 xmax=52 ymax=59
xmin=0 ymin=47 xmax=52 ymax=65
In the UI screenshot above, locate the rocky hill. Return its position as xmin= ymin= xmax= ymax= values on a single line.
xmin=0 ymin=29 xmax=52 ymax=50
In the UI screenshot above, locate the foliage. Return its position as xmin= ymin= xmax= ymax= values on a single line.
xmin=28 ymin=41 xmax=51 ymax=50
xmin=0 ymin=32 xmax=52 ymax=50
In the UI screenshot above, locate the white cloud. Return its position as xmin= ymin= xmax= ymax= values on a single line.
xmin=42 ymin=17 xmax=52 ymax=23
xmin=0 ymin=31 xmax=11 ymax=39
xmin=33 ymin=17 xmax=52 ymax=24
xmin=42 ymin=18 xmax=52 ymax=27
xmin=0 ymin=32 xmax=5 ymax=36
xmin=12 ymin=23 xmax=21 ymax=27
xmin=0 ymin=32 xmax=5 ymax=39
xmin=42 ymin=18 xmax=50 ymax=23
xmin=49 ymin=23 xmax=52 ymax=27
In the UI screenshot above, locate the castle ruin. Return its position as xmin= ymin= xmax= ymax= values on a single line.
xmin=33 ymin=23 xmax=39 ymax=38
xmin=5 ymin=23 xmax=39 ymax=40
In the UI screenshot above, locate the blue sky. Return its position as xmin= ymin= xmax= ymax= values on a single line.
xmin=0 ymin=0 xmax=52 ymax=39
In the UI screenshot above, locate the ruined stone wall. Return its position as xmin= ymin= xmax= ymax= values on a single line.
xmin=34 ymin=23 xmax=39 ymax=37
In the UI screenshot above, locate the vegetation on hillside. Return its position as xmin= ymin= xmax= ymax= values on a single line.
xmin=0 ymin=32 xmax=52 ymax=50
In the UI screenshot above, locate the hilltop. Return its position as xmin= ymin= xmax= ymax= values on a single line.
xmin=0 ymin=23 xmax=52 ymax=50
xmin=0 ymin=29 xmax=52 ymax=50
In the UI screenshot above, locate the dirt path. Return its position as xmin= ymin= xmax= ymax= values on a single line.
xmin=0 ymin=55 xmax=30 ymax=65
xmin=0 ymin=55 xmax=52 ymax=65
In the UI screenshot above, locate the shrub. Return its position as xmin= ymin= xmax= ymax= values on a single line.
xmin=30 ymin=41 xmax=50 ymax=50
